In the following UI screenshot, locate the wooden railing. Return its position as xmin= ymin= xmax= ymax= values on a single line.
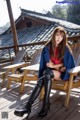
xmin=0 ymin=35 xmax=80 ymax=64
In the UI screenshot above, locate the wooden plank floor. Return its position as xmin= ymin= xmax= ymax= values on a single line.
xmin=0 ymin=79 xmax=80 ymax=120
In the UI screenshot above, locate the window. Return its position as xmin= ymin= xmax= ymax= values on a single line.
xmin=26 ymin=21 xmax=32 ymax=27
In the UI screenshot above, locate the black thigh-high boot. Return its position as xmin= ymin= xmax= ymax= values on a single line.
xmin=14 ymin=76 xmax=44 ymax=117
xmin=38 ymin=68 xmax=54 ymax=117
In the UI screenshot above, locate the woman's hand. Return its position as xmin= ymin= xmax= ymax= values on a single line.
xmin=46 ymin=61 xmax=64 ymax=70
xmin=46 ymin=61 xmax=59 ymax=70
xmin=46 ymin=61 xmax=54 ymax=68
xmin=60 ymin=67 xmax=66 ymax=72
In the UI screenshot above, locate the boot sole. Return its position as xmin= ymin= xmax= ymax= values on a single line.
xmin=14 ymin=111 xmax=30 ymax=118
xmin=14 ymin=112 xmax=24 ymax=117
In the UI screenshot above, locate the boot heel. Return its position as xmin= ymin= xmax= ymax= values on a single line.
xmin=48 ymin=102 xmax=50 ymax=111
xmin=37 ymin=102 xmax=50 ymax=117
xmin=26 ymin=112 xmax=30 ymax=118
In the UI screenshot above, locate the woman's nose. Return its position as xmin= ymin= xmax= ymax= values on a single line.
xmin=58 ymin=36 xmax=60 ymax=39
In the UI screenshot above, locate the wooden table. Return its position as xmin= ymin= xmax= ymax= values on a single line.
xmin=3 ymin=62 xmax=26 ymax=78
xmin=21 ymin=64 xmax=39 ymax=71
xmin=0 ymin=62 xmax=27 ymax=87
xmin=4 ymin=62 xmax=26 ymax=69
xmin=12 ymin=64 xmax=39 ymax=93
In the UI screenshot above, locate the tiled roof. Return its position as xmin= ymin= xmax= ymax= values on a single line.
xmin=0 ymin=9 xmax=80 ymax=60
xmin=3 ymin=9 xmax=80 ymax=35
xmin=0 ymin=24 xmax=80 ymax=59
xmin=21 ymin=9 xmax=80 ymax=30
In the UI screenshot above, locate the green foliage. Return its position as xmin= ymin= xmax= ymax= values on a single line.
xmin=66 ymin=0 xmax=80 ymax=25
xmin=51 ymin=4 xmax=68 ymax=20
xmin=51 ymin=0 xmax=80 ymax=25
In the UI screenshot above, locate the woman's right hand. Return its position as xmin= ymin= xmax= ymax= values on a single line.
xmin=46 ymin=61 xmax=54 ymax=68
xmin=46 ymin=62 xmax=53 ymax=68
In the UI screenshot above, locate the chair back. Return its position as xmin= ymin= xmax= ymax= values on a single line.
xmin=71 ymin=43 xmax=80 ymax=66
xmin=12 ymin=49 xmax=26 ymax=64
xmin=30 ymin=49 xmax=42 ymax=65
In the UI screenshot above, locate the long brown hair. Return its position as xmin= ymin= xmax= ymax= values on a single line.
xmin=45 ymin=26 xmax=68 ymax=59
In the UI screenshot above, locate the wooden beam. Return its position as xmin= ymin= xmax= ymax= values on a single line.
xmin=67 ymin=35 xmax=80 ymax=41
xmin=6 ymin=0 xmax=19 ymax=54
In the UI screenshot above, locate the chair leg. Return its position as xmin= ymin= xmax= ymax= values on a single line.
xmin=7 ymin=79 xmax=11 ymax=90
xmin=65 ymin=75 xmax=74 ymax=106
xmin=20 ymin=79 xmax=25 ymax=94
xmin=1 ymin=76 xmax=6 ymax=87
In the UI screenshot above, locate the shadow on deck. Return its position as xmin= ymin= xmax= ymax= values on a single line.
xmin=0 ymin=79 xmax=80 ymax=120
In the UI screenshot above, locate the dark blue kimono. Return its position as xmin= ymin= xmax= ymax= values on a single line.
xmin=38 ymin=46 xmax=75 ymax=81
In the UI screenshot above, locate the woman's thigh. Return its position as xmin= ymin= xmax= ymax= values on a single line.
xmin=52 ymin=70 xmax=61 ymax=80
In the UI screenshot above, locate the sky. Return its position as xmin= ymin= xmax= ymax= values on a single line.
xmin=0 ymin=0 xmax=61 ymax=27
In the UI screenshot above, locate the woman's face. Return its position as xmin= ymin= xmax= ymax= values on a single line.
xmin=55 ymin=32 xmax=63 ymax=46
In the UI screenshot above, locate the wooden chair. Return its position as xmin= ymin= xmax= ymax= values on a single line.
xmin=0 ymin=49 xmax=26 ymax=86
xmin=7 ymin=49 xmax=42 ymax=93
xmin=40 ymin=42 xmax=80 ymax=107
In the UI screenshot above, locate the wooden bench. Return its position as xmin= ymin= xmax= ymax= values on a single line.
xmin=0 ymin=49 xmax=26 ymax=86
xmin=7 ymin=49 xmax=42 ymax=93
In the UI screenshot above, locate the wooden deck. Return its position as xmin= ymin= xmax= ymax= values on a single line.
xmin=0 ymin=79 xmax=80 ymax=120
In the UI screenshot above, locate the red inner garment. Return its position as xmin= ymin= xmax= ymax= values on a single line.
xmin=50 ymin=47 xmax=62 ymax=64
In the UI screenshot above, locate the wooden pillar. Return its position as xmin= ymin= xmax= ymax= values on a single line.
xmin=6 ymin=0 xmax=19 ymax=54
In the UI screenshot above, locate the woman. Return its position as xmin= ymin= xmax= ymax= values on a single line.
xmin=14 ymin=26 xmax=75 ymax=118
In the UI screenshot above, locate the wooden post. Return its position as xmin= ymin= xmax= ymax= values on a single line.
xmin=6 ymin=0 xmax=19 ymax=54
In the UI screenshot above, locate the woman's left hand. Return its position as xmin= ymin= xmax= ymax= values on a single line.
xmin=60 ymin=67 xmax=66 ymax=72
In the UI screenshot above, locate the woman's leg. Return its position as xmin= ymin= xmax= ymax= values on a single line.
xmin=14 ymin=76 xmax=44 ymax=117
xmin=38 ymin=68 xmax=54 ymax=117
xmin=52 ymin=70 xmax=61 ymax=80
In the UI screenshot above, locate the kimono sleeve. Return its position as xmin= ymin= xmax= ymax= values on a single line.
xmin=61 ymin=48 xmax=75 ymax=81
xmin=38 ymin=46 xmax=50 ymax=78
